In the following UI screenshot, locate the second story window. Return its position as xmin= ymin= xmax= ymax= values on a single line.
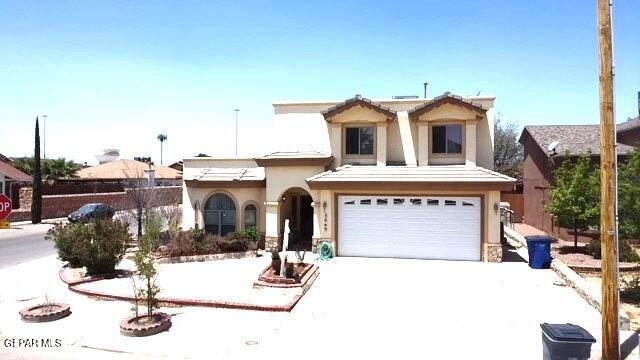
xmin=345 ymin=126 xmax=374 ymax=156
xmin=432 ymin=124 xmax=462 ymax=154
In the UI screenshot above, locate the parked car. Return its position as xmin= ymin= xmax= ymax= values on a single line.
xmin=67 ymin=203 xmax=115 ymax=223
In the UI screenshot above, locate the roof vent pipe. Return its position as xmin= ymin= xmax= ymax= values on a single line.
xmin=423 ymin=82 xmax=428 ymax=98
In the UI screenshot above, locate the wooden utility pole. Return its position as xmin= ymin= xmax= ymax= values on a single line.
xmin=597 ymin=0 xmax=619 ymax=358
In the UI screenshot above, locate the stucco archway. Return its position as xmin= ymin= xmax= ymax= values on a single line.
xmin=279 ymin=187 xmax=314 ymax=251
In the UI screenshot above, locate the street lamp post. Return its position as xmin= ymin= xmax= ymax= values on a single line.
xmin=234 ymin=109 xmax=240 ymax=157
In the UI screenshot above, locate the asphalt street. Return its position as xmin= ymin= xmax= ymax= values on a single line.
xmin=0 ymin=224 xmax=56 ymax=269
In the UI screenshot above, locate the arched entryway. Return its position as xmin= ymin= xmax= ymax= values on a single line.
xmin=204 ymin=193 xmax=236 ymax=235
xmin=279 ymin=187 xmax=314 ymax=251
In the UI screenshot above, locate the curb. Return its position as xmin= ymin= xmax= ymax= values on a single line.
xmin=504 ymin=227 xmax=631 ymax=330
xmin=59 ymin=266 xmax=303 ymax=312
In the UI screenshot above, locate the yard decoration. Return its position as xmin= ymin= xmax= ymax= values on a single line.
xmin=20 ymin=295 xmax=70 ymax=323
xmin=317 ymin=241 xmax=334 ymax=261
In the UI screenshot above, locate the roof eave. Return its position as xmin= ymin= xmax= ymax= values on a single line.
xmin=254 ymin=156 xmax=334 ymax=167
xmin=306 ymin=180 xmax=515 ymax=191
xmin=184 ymin=179 xmax=266 ymax=188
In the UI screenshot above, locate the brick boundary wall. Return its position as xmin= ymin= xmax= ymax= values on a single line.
xmin=7 ymin=186 xmax=182 ymax=222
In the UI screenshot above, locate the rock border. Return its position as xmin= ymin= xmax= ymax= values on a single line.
xmin=504 ymin=227 xmax=631 ymax=330
xmin=154 ymin=250 xmax=259 ymax=264
xmin=20 ymin=303 xmax=71 ymax=323
xmin=120 ymin=312 xmax=172 ymax=337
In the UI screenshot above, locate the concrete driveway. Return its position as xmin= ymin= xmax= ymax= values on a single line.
xmin=278 ymin=257 xmax=604 ymax=359
xmin=1 ymin=255 xmax=631 ymax=359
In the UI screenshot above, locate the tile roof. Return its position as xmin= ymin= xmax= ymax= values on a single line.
xmin=306 ymin=165 xmax=515 ymax=189
xmin=321 ymin=94 xmax=396 ymax=119
xmin=258 ymin=151 xmax=332 ymax=160
xmin=76 ymin=159 xmax=182 ymax=180
xmin=618 ymin=117 xmax=640 ymax=133
xmin=0 ymin=160 xmax=32 ymax=182
xmin=408 ymin=92 xmax=488 ymax=119
xmin=191 ymin=167 xmax=265 ymax=182
xmin=520 ymin=125 xmax=634 ymax=157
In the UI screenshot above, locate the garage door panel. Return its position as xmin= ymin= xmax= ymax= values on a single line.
xmin=338 ymin=195 xmax=481 ymax=261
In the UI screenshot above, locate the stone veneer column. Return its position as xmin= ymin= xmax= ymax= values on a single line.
xmin=417 ymin=125 xmax=429 ymax=166
xmin=264 ymin=201 xmax=280 ymax=252
xmin=485 ymin=243 xmax=503 ymax=263
xmin=310 ymin=201 xmax=322 ymax=252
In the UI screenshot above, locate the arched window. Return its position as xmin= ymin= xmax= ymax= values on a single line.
xmin=204 ymin=193 xmax=236 ymax=235
xmin=244 ymin=204 xmax=257 ymax=229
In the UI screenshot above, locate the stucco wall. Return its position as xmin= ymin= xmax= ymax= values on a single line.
xmin=8 ymin=186 xmax=182 ymax=222
xmin=316 ymin=188 xmax=502 ymax=261
xmin=181 ymin=184 xmax=265 ymax=233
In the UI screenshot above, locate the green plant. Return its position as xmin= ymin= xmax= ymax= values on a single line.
xmin=586 ymin=238 xmax=640 ymax=263
xmin=619 ymin=147 xmax=640 ymax=240
xmin=83 ymin=219 xmax=130 ymax=275
xmin=46 ymin=219 xmax=129 ymax=274
xmin=216 ymin=238 xmax=248 ymax=252
xmin=46 ymin=222 xmax=91 ymax=267
xmin=285 ymin=262 xmax=294 ymax=278
xmin=545 ymin=152 xmax=600 ymax=248
xmin=271 ymin=250 xmax=281 ymax=274
xmin=32 ymin=118 xmax=42 ymax=224
xmin=621 ymin=276 xmax=640 ymax=303
xmin=133 ymin=217 xmax=162 ymax=319
xmin=317 ymin=241 xmax=334 ymax=260
xmin=243 ymin=226 xmax=259 ymax=241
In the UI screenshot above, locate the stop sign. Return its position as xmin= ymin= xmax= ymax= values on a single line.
xmin=0 ymin=194 xmax=12 ymax=220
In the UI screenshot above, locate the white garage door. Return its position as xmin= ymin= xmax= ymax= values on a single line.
xmin=338 ymin=195 xmax=481 ymax=261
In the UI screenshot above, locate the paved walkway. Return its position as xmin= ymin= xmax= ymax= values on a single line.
xmin=514 ymin=223 xmax=547 ymax=237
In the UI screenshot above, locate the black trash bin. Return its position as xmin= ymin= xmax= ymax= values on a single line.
xmin=540 ymin=323 xmax=596 ymax=360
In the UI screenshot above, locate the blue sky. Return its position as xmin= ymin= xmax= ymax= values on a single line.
xmin=1 ymin=0 xmax=638 ymax=165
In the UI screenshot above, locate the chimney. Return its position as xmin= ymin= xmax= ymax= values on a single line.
xmin=143 ymin=168 xmax=156 ymax=187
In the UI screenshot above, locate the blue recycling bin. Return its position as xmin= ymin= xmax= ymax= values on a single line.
xmin=525 ymin=235 xmax=552 ymax=269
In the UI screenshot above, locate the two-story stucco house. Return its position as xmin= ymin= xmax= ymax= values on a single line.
xmin=182 ymin=92 xmax=516 ymax=262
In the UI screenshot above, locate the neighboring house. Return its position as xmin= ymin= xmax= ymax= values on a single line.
xmin=518 ymin=125 xmax=635 ymax=241
xmin=76 ymin=159 xmax=182 ymax=187
xmin=617 ymin=117 xmax=640 ymax=147
xmin=169 ymin=161 xmax=184 ymax=172
xmin=0 ymin=153 xmax=33 ymax=209
xmin=182 ymin=92 xmax=515 ymax=262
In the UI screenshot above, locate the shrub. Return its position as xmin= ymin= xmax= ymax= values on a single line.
xmin=83 ymin=219 xmax=129 ymax=275
xmin=46 ymin=222 xmax=91 ymax=267
xmin=243 ymin=226 xmax=259 ymax=241
xmin=46 ymin=219 xmax=130 ymax=275
xmin=621 ymin=276 xmax=640 ymax=303
xmin=216 ymin=238 xmax=249 ymax=252
xmin=587 ymin=238 xmax=640 ymax=263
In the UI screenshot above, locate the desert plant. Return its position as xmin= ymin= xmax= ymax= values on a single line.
xmin=83 ymin=219 xmax=130 ymax=275
xmin=586 ymin=238 xmax=640 ymax=263
xmin=46 ymin=222 xmax=92 ymax=267
xmin=294 ymin=249 xmax=306 ymax=264
xmin=46 ymin=219 xmax=129 ymax=274
xmin=216 ymin=238 xmax=249 ymax=252
xmin=271 ymin=250 xmax=281 ymax=274
xmin=285 ymin=262 xmax=294 ymax=278
xmin=160 ymin=204 xmax=182 ymax=240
